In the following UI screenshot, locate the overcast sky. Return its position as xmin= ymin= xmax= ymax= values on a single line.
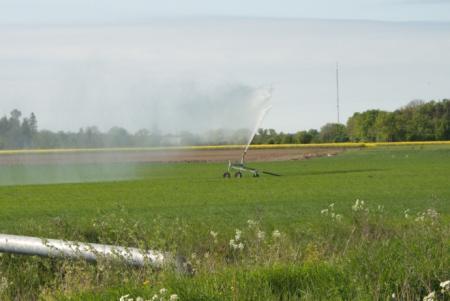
xmin=2 ymin=0 xmax=450 ymax=23
xmin=0 ymin=1 xmax=449 ymax=133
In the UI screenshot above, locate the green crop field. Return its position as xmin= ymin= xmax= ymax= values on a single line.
xmin=0 ymin=145 xmax=449 ymax=300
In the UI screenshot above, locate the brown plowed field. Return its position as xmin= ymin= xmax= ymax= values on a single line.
xmin=0 ymin=147 xmax=347 ymax=166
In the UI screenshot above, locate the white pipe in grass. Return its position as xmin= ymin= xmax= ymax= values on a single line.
xmin=0 ymin=233 xmax=166 ymax=267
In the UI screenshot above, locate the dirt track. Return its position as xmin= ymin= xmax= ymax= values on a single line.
xmin=0 ymin=147 xmax=346 ymax=166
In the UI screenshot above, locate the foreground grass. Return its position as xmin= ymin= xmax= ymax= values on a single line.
xmin=0 ymin=146 xmax=449 ymax=300
xmin=0 ymin=202 xmax=448 ymax=300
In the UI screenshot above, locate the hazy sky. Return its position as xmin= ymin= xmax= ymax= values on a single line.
xmin=2 ymin=0 xmax=450 ymax=23
xmin=0 ymin=1 xmax=449 ymax=133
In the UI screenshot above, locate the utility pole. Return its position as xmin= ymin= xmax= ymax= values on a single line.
xmin=336 ymin=62 xmax=340 ymax=124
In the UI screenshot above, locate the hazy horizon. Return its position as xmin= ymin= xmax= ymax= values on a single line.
xmin=1 ymin=2 xmax=449 ymax=133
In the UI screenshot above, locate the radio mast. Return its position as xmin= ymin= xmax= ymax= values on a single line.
xmin=336 ymin=62 xmax=340 ymax=124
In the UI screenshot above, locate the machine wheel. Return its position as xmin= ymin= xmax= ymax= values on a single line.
xmin=235 ymin=171 xmax=243 ymax=178
xmin=223 ymin=172 xmax=231 ymax=178
xmin=253 ymin=172 xmax=260 ymax=177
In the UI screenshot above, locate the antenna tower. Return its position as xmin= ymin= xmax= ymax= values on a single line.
xmin=336 ymin=62 xmax=340 ymax=124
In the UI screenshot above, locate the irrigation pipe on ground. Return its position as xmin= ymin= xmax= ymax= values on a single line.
xmin=0 ymin=233 xmax=167 ymax=268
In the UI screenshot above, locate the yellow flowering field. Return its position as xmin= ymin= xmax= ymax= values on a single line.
xmin=1 ymin=140 xmax=449 ymax=156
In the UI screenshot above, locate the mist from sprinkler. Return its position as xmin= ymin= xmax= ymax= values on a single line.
xmin=224 ymin=87 xmax=281 ymax=178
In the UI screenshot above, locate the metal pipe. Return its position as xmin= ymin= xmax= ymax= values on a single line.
xmin=0 ymin=234 xmax=166 ymax=267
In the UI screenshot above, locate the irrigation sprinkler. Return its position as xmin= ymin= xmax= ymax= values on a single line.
xmin=223 ymin=159 xmax=281 ymax=178
xmin=223 ymin=88 xmax=281 ymax=178
xmin=0 ymin=233 xmax=166 ymax=268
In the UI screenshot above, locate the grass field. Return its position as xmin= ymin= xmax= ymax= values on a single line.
xmin=0 ymin=145 xmax=449 ymax=300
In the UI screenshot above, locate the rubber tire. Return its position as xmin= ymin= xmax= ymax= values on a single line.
xmin=223 ymin=172 xmax=231 ymax=178
xmin=235 ymin=171 xmax=243 ymax=178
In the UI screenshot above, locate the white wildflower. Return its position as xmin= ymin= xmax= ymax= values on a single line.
xmin=321 ymin=204 xmax=342 ymax=222
xmin=151 ymin=295 xmax=158 ymax=301
xmin=210 ymin=231 xmax=218 ymax=238
xmin=257 ymin=230 xmax=266 ymax=240
xmin=272 ymin=230 xmax=281 ymax=239
xmin=352 ymin=199 xmax=361 ymax=211
xmin=159 ymin=288 xmax=167 ymax=295
xmin=169 ymin=294 xmax=179 ymax=301
xmin=352 ymin=199 xmax=368 ymax=212
xmin=119 ymin=294 xmax=130 ymax=301
xmin=136 ymin=297 xmax=144 ymax=301
xmin=391 ymin=293 xmax=396 ymax=299
xmin=229 ymin=239 xmax=238 ymax=250
xmin=204 ymin=252 xmax=210 ymax=259
xmin=0 ymin=277 xmax=8 ymax=293
xmin=440 ymin=280 xmax=450 ymax=293
xmin=404 ymin=209 xmax=410 ymax=219
xmin=238 ymin=242 xmax=244 ymax=250
xmin=415 ymin=215 xmax=425 ymax=222
xmin=423 ymin=291 xmax=435 ymax=301
xmin=235 ymin=229 xmax=242 ymax=241
xmin=415 ymin=209 xmax=439 ymax=223
xmin=247 ymin=219 xmax=257 ymax=227
xmin=426 ymin=208 xmax=439 ymax=220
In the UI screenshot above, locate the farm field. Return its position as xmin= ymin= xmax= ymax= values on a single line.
xmin=0 ymin=145 xmax=449 ymax=300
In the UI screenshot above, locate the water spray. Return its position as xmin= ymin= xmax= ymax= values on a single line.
xmin=223 ymin=87 xmax=280 ymax=178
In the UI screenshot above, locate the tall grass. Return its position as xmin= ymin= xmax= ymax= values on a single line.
xmin=0 ymin=201 xmax=448 ymax=300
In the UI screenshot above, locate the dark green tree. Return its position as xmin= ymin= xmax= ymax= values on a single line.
xmin=320 ymin=123 xmax=349 ymax=142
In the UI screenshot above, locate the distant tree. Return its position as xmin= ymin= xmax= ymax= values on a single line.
xmin=134 ymin=129 xmax=150 ymax=146
xmin=269 ymin=129 xmax=283 ymax=144
xmin=10 ymin=109 xmax=22 ymax=122
xmin=347 ymin=110 xmax=383 ymax=142
xmin=21 ymin=118 xmax=32 ymax=147
xmin=281 ymin=133 xmax=294 ymax=144
xmin=253 ymin=128 xmax=268 ymax=144
xmin=179 ymin=131 xmax=198 ymax=146
xmin=7 ymin=110 xmax=23 ymax=148
xmin=0 ymin=116 xmax=9 ymax=148
xmin=107 ymin=127 xmax=132 ymax=147
xmin=29 ymin=113 xmax=37 ymax=134
xmin=294 ymin=131 xmax=312 ymax=144
xmin=77 ymin=126 xmax=104 ymax=148
xmin=34 ymin=130 xmax=60 ymax=148
xmin=374 ymin=111 xmax=397 ymax=142
xmin=320 ymin=123 xmax=348 ymax=142
xmin=308 ymin=129 xmax=321 ymax=143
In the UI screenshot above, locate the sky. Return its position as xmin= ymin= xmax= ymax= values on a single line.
xmin=2 ymin=0 xmax=450 ymax=23
xmin=0 ymin=0 xmax=449 ymax=133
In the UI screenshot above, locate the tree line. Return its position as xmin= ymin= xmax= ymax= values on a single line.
xmin=247 ymin=99 xmax=450 ymax=144
xmin=1 ymin=99 xmax=449 ymax=149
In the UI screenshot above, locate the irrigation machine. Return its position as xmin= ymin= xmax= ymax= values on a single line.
xmin=223 ymin=149 xmax=281 ymax=178
xmin=223 ymin=88 xmax=281 ymax=178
